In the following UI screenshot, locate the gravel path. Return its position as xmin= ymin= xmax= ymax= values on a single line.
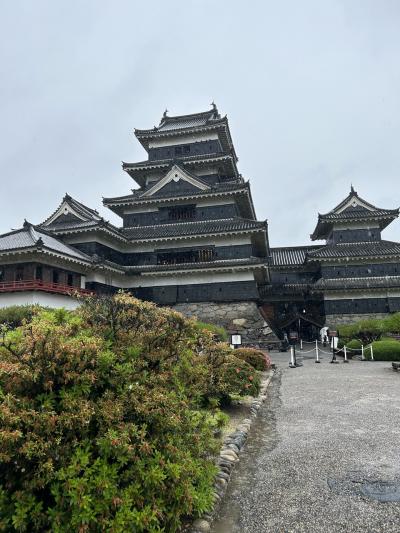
xmin=211 ymin=351 xmax=400 ymax=532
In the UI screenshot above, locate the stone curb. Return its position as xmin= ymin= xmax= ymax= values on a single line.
xmin=191 ymin=369 xmax=275 ymax=533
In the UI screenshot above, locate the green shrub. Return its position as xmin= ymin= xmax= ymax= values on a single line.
xmin=215 ymin=354 xmax=261 ymax=402
xmin=382 ymin=312 xmax=400 ymax=335
xmin=0 ymin=293 xmax=260 ymax=532
xmin=347 ymin=339 xmax=362 ymax=349
xmin=233 ymin=347 xmax=271 ymax=371
xmin=337 ymin=323 xmax=358 ymax=341
xmin=345 ymin=339 xmax=362 ymax=356
xmin=370 ymin=340 xmax=400 ymax=361
xmin=0 ymin=305 xmax=36 ymax=328
xmin=195 ymin=321 xmax=228 ymax=341
xmin=199 ymin=343 xmax=261 ymax=405
xmin=338 ymin=318 xmax=384 ymax=344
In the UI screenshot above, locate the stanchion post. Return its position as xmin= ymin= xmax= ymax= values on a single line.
xmin=343 ymin=345 xmax=348 ymax=363
xmin=361 ymin=345 xmax=365 ymax=361
xmin=370 ymin=344 xmax=374 ymax=361
xmin=300 ymin=339 xmax=303 ymax=350
xmin=330 ymin=338 xmax=339 ymax=364
xmin=289 ymin=346 xmax=296 ymax=368
xmin=315 ymin=339 xmax=320 ymax=363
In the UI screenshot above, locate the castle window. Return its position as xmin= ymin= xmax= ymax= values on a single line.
xmin=174 ymin=145 xmax=190 ymax=156
xmin=0 ymin=268 xmax=4 ymax=282
xmin=35 ymin=266 xmax=42 ymax=280
xmin=157 ymin=248 xmax=214 ymax=265
xmin=168 ymin=205 xmax=195 ymax=221
xmin=67 ymin=273 xmax=74 ymax=286
xmin=52 ymin=270 xmax=59 ymax=284
xmin=16 ymin=266 xmax=24 ymax=281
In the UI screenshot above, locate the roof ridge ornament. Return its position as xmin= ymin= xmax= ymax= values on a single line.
xmin=210 ymin=101 xmax=220 ymax=119
xmin=160 ymin=108 xmax=168 ymax=124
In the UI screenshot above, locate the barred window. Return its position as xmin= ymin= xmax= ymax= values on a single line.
xmin=157 ymin=249 xmax=214 ymax=265
xmin=168 ymin=205 xmax=196 ymax=221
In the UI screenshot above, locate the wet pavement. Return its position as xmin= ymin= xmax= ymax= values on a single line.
xmin=211 ymin=349 xmax=400 ymax=532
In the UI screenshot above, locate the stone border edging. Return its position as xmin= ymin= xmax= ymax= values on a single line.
xmin=191 ymin=369 xmax=275 ymax=533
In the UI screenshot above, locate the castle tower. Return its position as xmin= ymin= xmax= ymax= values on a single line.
xmin=103 ymin=106 xmax=270 ymax=343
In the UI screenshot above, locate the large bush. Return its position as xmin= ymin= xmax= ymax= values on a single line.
xmin=382 ymin=312 xmax=400 ymax=335
xmin=0 ymin=305 xmax=36 ymax=329
xmin=233 ymin=348 xmax=271 ymax=371
xmin=338 ymin=314 xmax=400 ymax=345
xmin=371 ymin=340 xmax=400 ymax=361
xmin=338 ymin=318 xmax=383 ymax=345
xmin=0 ymin=294 xmax=260 ymax=532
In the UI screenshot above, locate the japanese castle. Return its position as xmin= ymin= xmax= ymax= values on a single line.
xmin=0 ymin=105 xmax=399 ymax=343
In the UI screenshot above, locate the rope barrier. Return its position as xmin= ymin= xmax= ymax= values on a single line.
xmin=285 ymin=339 xmax=375 ymax=364
xmin=298 ymin=348 xmax=316 ymax=354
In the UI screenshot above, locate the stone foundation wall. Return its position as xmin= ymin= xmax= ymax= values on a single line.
xmin=172 ymin=301 xmax=275 ymax=347
xmin=325 ymin=313 xmax=389 ymax=326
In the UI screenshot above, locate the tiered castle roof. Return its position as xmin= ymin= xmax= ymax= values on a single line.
xmin=310 ymin=186 xmax=399 ymax=241
xmin=134 ymin=106 xmax=237 ymax=159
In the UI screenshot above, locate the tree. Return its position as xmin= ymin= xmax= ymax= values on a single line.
xmin=0 ymin=294 xmax=260 ymax=532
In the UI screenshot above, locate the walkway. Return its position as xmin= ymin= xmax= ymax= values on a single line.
xmin=211 ymin=350 xmax=400 ymax=532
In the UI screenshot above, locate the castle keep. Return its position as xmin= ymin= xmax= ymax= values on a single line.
xmin=0 ymin=106 xmax=399 ymax=342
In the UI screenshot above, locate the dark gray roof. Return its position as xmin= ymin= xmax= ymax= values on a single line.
xmin=122 ymin=154 xmax=239 ymax=188
xmin=127 ymin=257 xmax=266 ymax=273
xmin=0 ymin=223 xmax=92 ymax=262
xmin=260 ymin=283 xmax=316 ymax=296
xmin=123 ymin=218 xmax=267 ymax=241
xmin=123 ymin=153 xmax=235 ymax=170
xmin=307 ymin=240 xmax=400 ymax=260
xmin=103 ymin=181 xmax=248 ymax=206
xmin=44 ymin=220 xmax=99 ymax=231
xmin=311 ymin=188 xmax=399 ymax=240
xmin=43 ymin=219 xmax=126 ymax=240
xmin=135 ymin=107 xmax=222 ymax=134
xmin=133 ymin=107 xmax=237 ymax=162
xmin=315 ymin=276 xmax=400 ymax=290
xmin=270 ymin=246 xmax=322 ymax=266
xmin=320 ymin=206 xmax=398 ymax=221
xmin=158 ymin=110 xmax=220 ymax=131
xmin=41 ymin=194 xmax=102 ymax=226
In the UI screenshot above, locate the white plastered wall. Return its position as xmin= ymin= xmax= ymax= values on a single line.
xmin=148 ymin=133 xmax=219 ymax=148
xmin=0 ymin=292 xmax=80 ymax=310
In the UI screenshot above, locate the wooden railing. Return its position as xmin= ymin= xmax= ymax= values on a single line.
xmin=0 ymin=280 xmax=93 ymax=296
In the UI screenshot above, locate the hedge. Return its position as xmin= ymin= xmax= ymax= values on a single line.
xmin=370 ymin=340 xmax=400 ymax=361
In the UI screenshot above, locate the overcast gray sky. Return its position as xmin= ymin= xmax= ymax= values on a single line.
xmin=1 ymin=0 xmax=399 ymax=246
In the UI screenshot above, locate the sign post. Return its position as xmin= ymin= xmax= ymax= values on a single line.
xmin=230 ymin=332 xmax=242 ymax=350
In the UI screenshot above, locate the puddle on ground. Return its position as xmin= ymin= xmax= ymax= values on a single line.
xmin=328 ymin=470 xmax=400 ymax=502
